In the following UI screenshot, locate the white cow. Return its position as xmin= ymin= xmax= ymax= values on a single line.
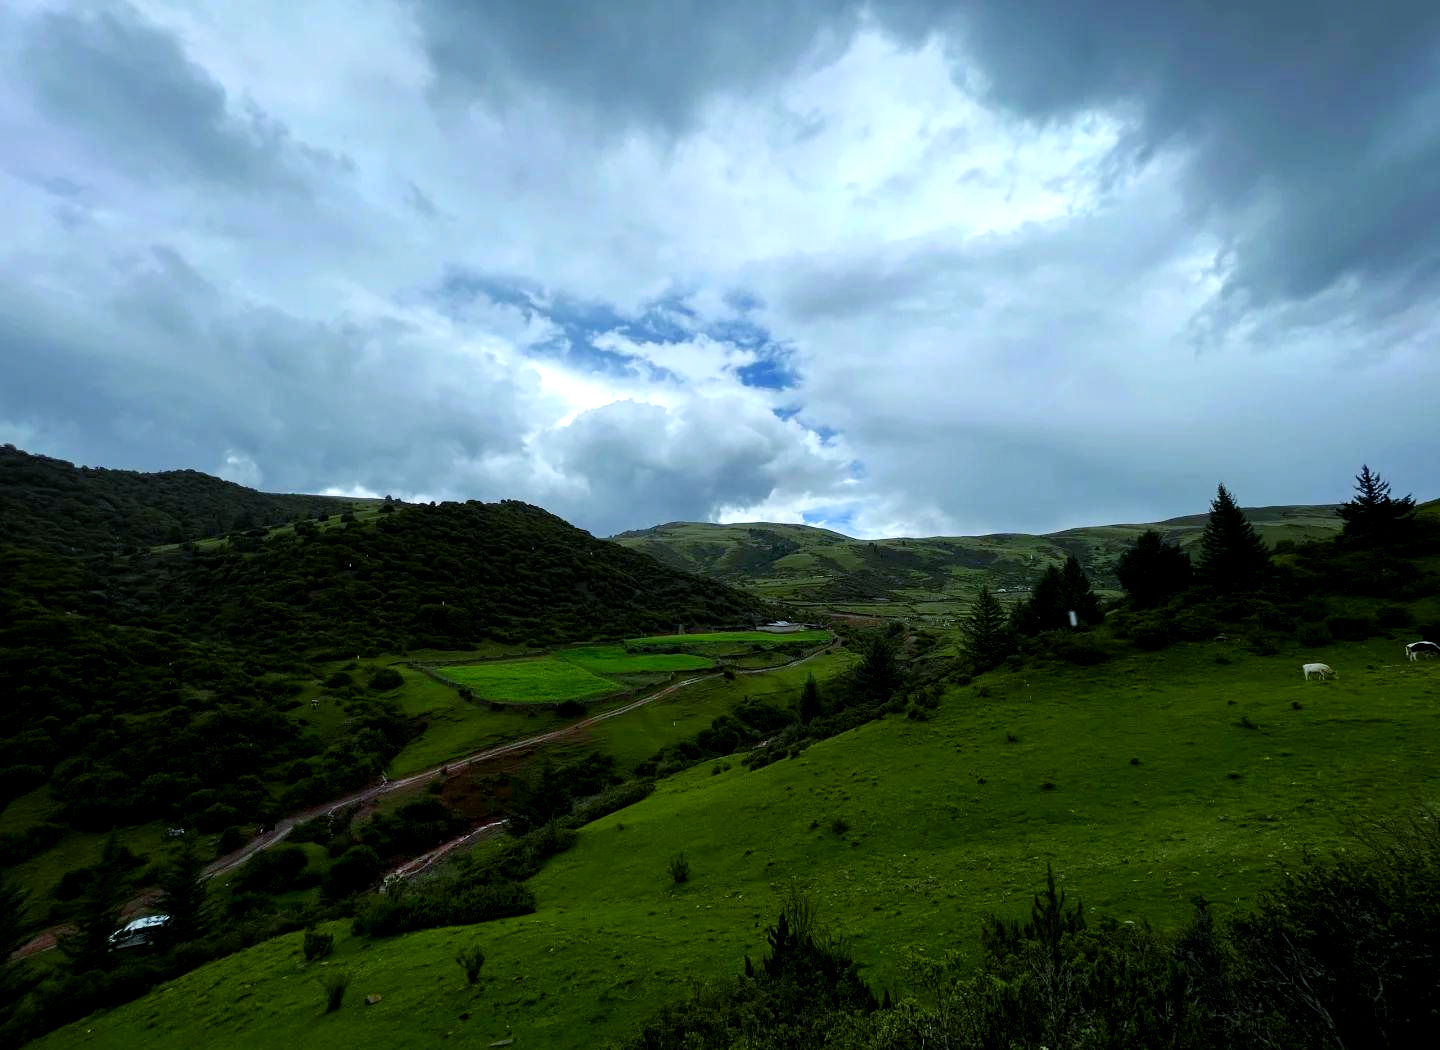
xmin=1302 ymin=662 xmax=1336 ymax=681
xmin=1405 ymin=641 xmax=1440 ymax=662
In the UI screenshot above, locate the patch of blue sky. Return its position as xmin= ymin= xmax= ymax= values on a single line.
xmin=802 ymin=505 xmax=859 ymax=535
xmin=429 ymin=271 xmax=795 ymax=387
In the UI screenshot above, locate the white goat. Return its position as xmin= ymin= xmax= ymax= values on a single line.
xmin=1405 ymin=641 xmax=1440 ymax=662
xmin=1302 ymin=662 xmax=1336 ymax=681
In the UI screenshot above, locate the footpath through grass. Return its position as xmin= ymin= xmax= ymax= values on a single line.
xmin=35 ymin=635 xmax=1440 ymax=1050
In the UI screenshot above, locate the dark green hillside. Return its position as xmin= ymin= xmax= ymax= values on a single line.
xmin=0 ymin=494 xmax=771 ymax=836
xmin=611 ymin=505 xmax=1344 ymax=620
xmin=0 ymin=444 xmax=359 ymax=555
xmin=122 ymin=500 xmax=770 ymax=654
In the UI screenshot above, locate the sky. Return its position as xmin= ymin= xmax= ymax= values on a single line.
xmin=3 ymin=1 xmax=1439 ymax=539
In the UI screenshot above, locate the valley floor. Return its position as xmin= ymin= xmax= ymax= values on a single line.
xmin=30 ymin=633 xmax=1440 ymax=1050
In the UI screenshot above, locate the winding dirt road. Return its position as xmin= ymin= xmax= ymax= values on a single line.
xmin=12 ymin=637 xmax=838 ymax=960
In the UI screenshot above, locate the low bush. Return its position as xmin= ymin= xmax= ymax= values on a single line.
xmin=668 ymin=853 xmax=691 ymax=884
xmin=303 ymin=928 xmax=333 ymax=962
xmin=456 ymin=944 xmax=486 ymax=986
xmin=320 ymin=970 xmax=350 ymax=1013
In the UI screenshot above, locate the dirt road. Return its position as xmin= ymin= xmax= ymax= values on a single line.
xmin=12 ymin=636 xmax=838 ymax=960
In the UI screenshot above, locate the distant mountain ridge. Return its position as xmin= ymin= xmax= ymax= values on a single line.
xmin=610 ymin=505 xmax=1346 ymax=615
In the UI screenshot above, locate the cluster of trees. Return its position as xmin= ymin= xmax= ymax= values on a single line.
xmin=622 ymin=810 xmax=1440 ymax=1049
xmin=955 ymin=466 xmax=1433 ymax=670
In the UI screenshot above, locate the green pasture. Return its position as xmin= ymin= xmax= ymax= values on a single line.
xmin=556 ymin=645 xmax=715 ymax=676
xmin=382 ymin=667 xmax=574 ymax=777
xmin=39 ymin=634 xmax=1440 ymax=1050
xmin=438 ymin=657 xmax=619 ymax=704
xmin=630 ymin=629 xmax=829 ymax=647
xmin=582 ymin=651 xmax=856 ymax=772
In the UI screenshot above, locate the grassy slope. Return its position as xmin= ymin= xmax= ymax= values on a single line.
xmin=611 ymin=507 xmax=1345 ymax=620
xmin=36 ymin=634 xmax=1440 ymax=1050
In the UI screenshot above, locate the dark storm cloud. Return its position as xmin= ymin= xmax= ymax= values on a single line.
xmin=905 ymin=0 xmax=1440 ymax=318
xmin=412 ymin=0 xmax=863 ymax=134
xmin=16 ymin=2 xmax=346 ymax=190
xmin=0 ymin=242 xmax=533 ymax=494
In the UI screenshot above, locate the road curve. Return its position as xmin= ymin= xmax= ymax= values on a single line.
xmin=11 ymin=636 xmax=838 ymax=961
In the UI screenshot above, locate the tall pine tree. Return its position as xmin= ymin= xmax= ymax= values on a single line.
xmin=1115 ymin=529 xmax=1193 ymax=608
xmin=156 ymin=834 xmax=212 ymax=947
xmin=961 ymin=586 xmax=1014 ymax=671
xmin=58 ymin=832 xmax=129 ymax=973
xmin=1011 ymin=556 xmax=1102 ymax=635
xmin=1337 ymin=464 xmax=1415 ymax=544
xmin=1196 ymin=484 xmax=1271 ymax=593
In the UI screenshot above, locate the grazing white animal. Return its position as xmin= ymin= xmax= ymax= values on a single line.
xmin=1302 ymin=662 xmax=1336 ymax=681
xmin=1405 ymin=641 xmax=1440 ymax=662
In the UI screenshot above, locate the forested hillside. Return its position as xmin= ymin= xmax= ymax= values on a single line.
xmin=0 ymin=445 xmax=357 ymax=555
xmin=0 ymin=455 xmax=770 ymax=836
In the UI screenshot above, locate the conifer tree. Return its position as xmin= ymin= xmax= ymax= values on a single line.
xmin=58 ymin=832 xmax=129 ymax=973
xmin=961 ymin=586 xmax=1014 ymax=671
xmin=798 ymin=672 xmax=824 ymax=724
xmin=851 ymin=632 xmax=903 ymax=703
xmin=1337 ymin=464 xmax=1415 ymax=543
xmin=1115 ymin=529 xmax=1193 ymax=608
xmin=1059 ymin=555 xmax=1102 ymax=626
xmin=1196 ymin=484 xmax=1271 ymax=592
xmin=157 ymin=834 xmax=212 ymax=947
xmin=1011 ymin=556 xmax=1102 ymax=635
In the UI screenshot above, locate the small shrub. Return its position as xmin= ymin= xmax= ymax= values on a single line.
xmin=1325 ymin=613 xmax=1379 ymax=642
xmin=1239 ymin=715 xmax=1258 ymax=730
xmin=368 ymin=667 xmax=403 ymax=691
xmin=1040 ymin=781 xmax=1056 ymax=791
xmin=1006 ymin=731 xmax=1019 ymax=743
xmin=320 ymin=971 xmax=351 ymax=1013
xmin=667 ymin=853 xmax=690 ymax=884
xmin=1376 ymin=605 xmax=1413 ymax=628
xmin=722 ymin=667 xmax=736 ymax=680
xmin=831 ymin=816 xmax=850 ymax=836
xmin=456 ymin=944 xmax=486 ymax=986
xmin=555 ymin=699 xmax=585 ymax=717
xmin=711 ymin=763 xmax=724 ymax=776
xmin=1215 ymin=655 xmax=1232 ymax=665
xmin=217 ymin=826 xmax=246 ymax=855
xmin=1227 ymin=771 xmax=1242 ymax=780
xmin=1130 ymin=757 xmax=1140 ymax=766
xmin=1292 ymin=701 xmax=1303 ymax=710
xmin=1297 ymin=622 xmax=1333 ymax=647
xmin=303 ymin=928 xmax=334 ymax=962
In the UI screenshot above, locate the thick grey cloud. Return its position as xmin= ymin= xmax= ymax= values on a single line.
xmin=2 ymin=0 xmax=1437 ymax=540
xmin=14 ymin=3 xmax=345 ymax=191
xmin=414 ymin=0 xmax=862 ymax=136
xmin=916 ymin=0 xmax=1440 ymax=320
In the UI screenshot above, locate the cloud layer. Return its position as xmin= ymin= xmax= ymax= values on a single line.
xmin=3 ymin=1 xmax=1437 ymax=538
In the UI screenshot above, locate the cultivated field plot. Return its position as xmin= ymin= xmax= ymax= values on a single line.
xmin=629 ymin=629 xmax=829 ymax=647
xmin=557 ymin=644 xmax=714 ymax=675
xmin=440 ymin=656 xmax=618 ymax=703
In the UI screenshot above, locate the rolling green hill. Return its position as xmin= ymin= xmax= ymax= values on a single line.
xmin=29 ymin=631 xmax=1440 ymax=1050
xmin=612 ymin=505 xmax=1345 ymax=622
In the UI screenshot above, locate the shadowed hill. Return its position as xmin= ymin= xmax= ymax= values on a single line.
xmin=120 ymin=500 xmax=772 ymax=653
xmin=611 ymin=506 xmax=1345 ymax=614
xmin=0 ymin=444 xmax=361 ymax=555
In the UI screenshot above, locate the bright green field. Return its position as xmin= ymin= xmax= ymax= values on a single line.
xmin=439 ymin=657 xmax=620 ymax=703
xmin=630 ymin=629 xmax=830 ymax=646
xmin=556 ymin=645 xmax=715 ymax=675
xmin=34 ymin=635 xmax=1440 ymax=1050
